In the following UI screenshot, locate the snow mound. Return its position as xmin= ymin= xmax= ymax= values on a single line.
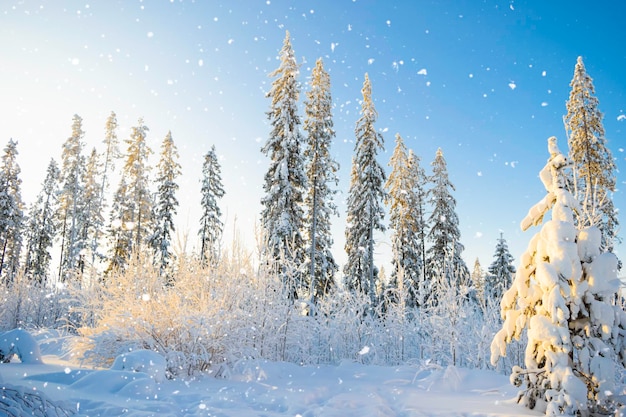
xmin=0 ymin=329 xmax=43 ymax=364
xmin=70 ymin=369 xmax=157 ymax=397
xmin=111 ymin=349 xmax=167 ymax=382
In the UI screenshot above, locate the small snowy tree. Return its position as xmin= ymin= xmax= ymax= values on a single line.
xmin=344 ymin=73 xmax=386 ymax=308
xmin=198 ymin=145 xmax=225 ymax=266
xmin=491 ymin=136 xmax=626 ymax=415
xmin=485 ymin=233 xmax=515 ymax=302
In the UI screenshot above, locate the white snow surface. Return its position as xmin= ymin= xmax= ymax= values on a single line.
xmin=0 ymin=330 xmax=542 ymax=417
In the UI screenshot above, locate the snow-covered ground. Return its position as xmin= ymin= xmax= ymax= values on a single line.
xmin=0 ymin=330 xmax=542 ymax=417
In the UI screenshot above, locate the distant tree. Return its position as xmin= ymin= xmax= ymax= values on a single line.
xmin=491 ymin=137 xmax=626 ymax=415
xmin=149 ymin=131 xmax=181 ymax=275
xmin=425 ymin=148 xmax=468 ymax=303
xmin=0 ymin=139 xmax=24 ymax=282
xmin=385 ymin=134 xmax=422 ymax=307
xmin=23 ymin=159 xmax=60 ymax=283
xmin=344 ymin=73 xmax=386 ymax=308
xmin=57 ymin=114 xmax=86 ymax=280
xmin=485 ymin=233 xmax=515 ymax=302
xmin=470 ymin=258 xmax=486 ymax=309
xmin=303 ymin=58 xmax=339 ymax=304
xmin=564 ymin=56 xmax=618 ymax=251
xmin=260 ymin=31 xmax=307 ymax=299
xmin=198 ymin=145 xmax=225 ymax=266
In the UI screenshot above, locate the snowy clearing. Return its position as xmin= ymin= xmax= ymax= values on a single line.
xmin=0 ymin=330 xmax=542 ymax=417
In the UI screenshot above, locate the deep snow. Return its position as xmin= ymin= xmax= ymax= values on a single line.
xmin=0 ymin=330 xmax=544 ymax=417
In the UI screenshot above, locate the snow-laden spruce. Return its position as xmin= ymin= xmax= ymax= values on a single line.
xmin=490 ymin=136 xmax=626 ymax=416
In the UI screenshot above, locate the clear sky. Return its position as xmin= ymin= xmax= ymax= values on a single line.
xmin=1 ymin=1 xmax=625 ymax=275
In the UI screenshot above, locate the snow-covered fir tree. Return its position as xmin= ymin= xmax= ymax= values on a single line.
xmin=344 ymin=73 xmax=387 ymax=308
xmin=23 ymin=159 xmax=60 ymax=283
xmin=260 ymin=31 xmax=307 ymax=299
xmin=303 ymin=57 xmax=339 ymax=304
xmin=57 ymin=114 xmax=86 ymax=280
xmin=491 ymin=136 xmax=626 ymax=415
xmin=425 ymin=148 xmax=468 ymax=304
xmin=107 ymin=118 xmax=153 ymax=273
xmin=485 ymin=233 xmax=515 ymax=302
xmin=149 ymin=130 xmax=181 ymax=275
xmin=565 ymin=56 xmax=618 ymax=252
xmin=385 ymin=134 xmax=423 ymax=308
xmin=0 ymin=139 xmax=24 ymax=282
xmin=198 ymin=145 xmax=225 ymax=266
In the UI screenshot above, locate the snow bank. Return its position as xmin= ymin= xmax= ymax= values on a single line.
xmin=111 ymin=349 xmax=167 ymax=382
xmin=0 ymin=328 xmax=43 ymax=364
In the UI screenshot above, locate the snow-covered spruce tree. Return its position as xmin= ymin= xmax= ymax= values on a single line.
xmin=425 ymin=148 xmax=469 ymax=304
xmin=385 ymin=134 xmax=423 ymax=308
xmin=491 ymin=136 xmax=626 ymax=415
xmin=23 ymin=159 xmax=60 ymax=283
xmin=0 ymin=139 xmax=24 ymax=283
xmin=57 ymin=114 xmax=86 ymax=281
xmin=407 ymin=149 xmax=429 ymax=306
xmin=199 ymin=145 xmax=225 ymax=266
xmin=565 ymin=56 xmax=618 ymax=252
xmin=261 ymin=31 xmax=307 ymax=299
xmin=344 ymin=73 xmax=387 ymax=309
xmin=77 ymin=148 xmax=104 ymax=281
xmin=149 ymin=130 xmax=181 ymax=275
xmin=106 ymin=118 xmax=153 ymax=273
xmin=303 ymin=57 xmax=339 ymax=304
xmin=485 ymin=233 xmax=515 ymax=302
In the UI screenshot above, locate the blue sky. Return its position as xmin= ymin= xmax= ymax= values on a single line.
xmin=1 ymin=1 xmax=625 ymax=274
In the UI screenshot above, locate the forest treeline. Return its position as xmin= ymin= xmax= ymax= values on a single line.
xmin=0 ymin=31 xmax=622 ymax=415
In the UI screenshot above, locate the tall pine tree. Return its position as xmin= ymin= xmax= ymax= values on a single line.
xmin=149 ymin=130 xmax=181 ymax=274
xmin=260 ymin=31 xmax=307 ymax=299
xmin=0 ymin=139 xmax=24 ymax=282
xmin=23 ymin=159 xmax=60 ymax=283
xmin=303 ymin=58 xmax=339 ymax=303
xmin=199 ymin=145 xmax=225 ymax=265
xmin=564 ymin=56 xmax=618 ymax=251
xmin=344 ymin=73 xmax=386 ymax=308
xmin=57 ymin=114 xmax=86 ymax=280
xmin=78 ymin=148 xmax=103 ymax=279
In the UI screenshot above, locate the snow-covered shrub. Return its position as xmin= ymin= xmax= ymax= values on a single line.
xmin=0 ymin=328 xmax=43 ymax=364
xmin=491 ymin=137 xmax=626 ymax=415
xmin=0 ymin=273 xmax=71 ymax=330
xmin=0 ymin=383 xmax=75 ymax=417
